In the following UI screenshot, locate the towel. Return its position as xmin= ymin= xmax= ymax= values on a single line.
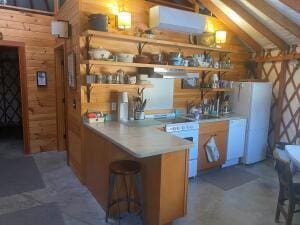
xmin=205 ymin=136 xmax=220 ymax=163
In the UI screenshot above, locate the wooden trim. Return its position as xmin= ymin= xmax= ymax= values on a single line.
xmin=279 ymin=0 xmax=300 ymax=13
xmin=0 ymin=5 xmax=54 ymax=16
xmin=247 ymin=0 xmax=300 ymax=38
xmin=0 ymin=40 xmax=30 ymax=154
xmin=199 ymin=0 xmax=262 ymax=53
xmin=220 ymin=0 xmax=288 ymax=50
xmin=256 ymin=53 xmax=300 ymax=62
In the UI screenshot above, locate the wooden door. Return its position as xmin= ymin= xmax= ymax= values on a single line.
xmin=55 ymin=46 xmax=67 ymax=151
xmin=198 ymin=121 xmax=229 ymax=170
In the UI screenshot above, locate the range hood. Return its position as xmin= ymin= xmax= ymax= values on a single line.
xmin=138 ymin=67 xmax=199 ymax=79
xmin=149 ymin=6 xmax=206 ymax=34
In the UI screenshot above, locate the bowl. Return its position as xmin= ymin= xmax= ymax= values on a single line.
xmin=89 ymin=48 xmax=112 ymax=60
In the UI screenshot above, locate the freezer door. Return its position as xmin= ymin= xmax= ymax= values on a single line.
xmin=232 ymin=82 xmax=252 ymax=117
xmin=243 ymin=128 xmax=269 ymax=164
xmin=248 ymin=82 xmax=272 ymax=130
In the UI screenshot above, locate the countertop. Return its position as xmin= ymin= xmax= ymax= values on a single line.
xmin=84 ymin=121 xmax=193 ymax=158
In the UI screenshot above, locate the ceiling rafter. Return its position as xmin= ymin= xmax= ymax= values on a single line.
xmin=198 ymin=0 xmax=262 ymax=53
xmin=220 ymin=0 xmax=288 ymax=50
xmin=247 ymin=0 xmax=300 ymax=38
xmin=279 ymin=0 xmax=300 ymax=13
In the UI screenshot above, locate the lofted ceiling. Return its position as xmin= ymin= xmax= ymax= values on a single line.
xmin=198 ymin=0 xmax=300 ymax=52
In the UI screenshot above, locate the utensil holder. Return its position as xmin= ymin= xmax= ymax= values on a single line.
xmin=134 ymin=111 xmax=145 ymax=120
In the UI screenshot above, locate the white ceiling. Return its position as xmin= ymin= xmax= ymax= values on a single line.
xmin=211 ymin=0 xmax=300 ymax=49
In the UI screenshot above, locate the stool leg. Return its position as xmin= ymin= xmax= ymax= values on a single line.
xmin=106 ymin=173 xmax=116 ymax=223
xmin=115 ymin=177 xmax=122 ymax=225
xmin=123 ymin=175 xmax=130 ymax=213
xmin=135 ymin=173 xmax=145 ymax=225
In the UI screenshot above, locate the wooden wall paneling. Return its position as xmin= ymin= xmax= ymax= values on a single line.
xmin=55 ymin=0 xmax=84 ymax=180
xmin=0 ymin=9 xmax=57 ymax=153
xmin=80 ymin=0 xmax=251 ymax=113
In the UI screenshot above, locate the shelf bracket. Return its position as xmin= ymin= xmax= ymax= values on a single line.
xmin=86 ymin=84 xmax=93 ymax=103
xmin=86 ymin=35 xmax=92 ymax=60
xmin=86 ymin=63 xmax=94 ymax=75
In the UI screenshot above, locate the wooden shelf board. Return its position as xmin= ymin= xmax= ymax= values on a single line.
xmin=82 ymin=30 xmax=233 ymax=53
xmin=200 ymin=88 xmax=234 ymax=92
xmin=86 ymin=83 xmax=153 ymax=88
xmin=81 ymin=60 xmax=232 ymax=73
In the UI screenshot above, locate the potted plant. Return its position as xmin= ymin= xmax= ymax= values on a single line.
xmin=134 ymin=42 xmax=151 ymax=64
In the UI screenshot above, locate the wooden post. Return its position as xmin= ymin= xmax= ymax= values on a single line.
xmin=274 ymin=60 xmax=288 ymax=142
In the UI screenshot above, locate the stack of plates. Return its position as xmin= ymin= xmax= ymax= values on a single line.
xmin=117 ymin=53 xmax=135 ymax=63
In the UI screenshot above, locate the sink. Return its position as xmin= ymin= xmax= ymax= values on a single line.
xmin=181 ymin=114 xmax=221 ymax=121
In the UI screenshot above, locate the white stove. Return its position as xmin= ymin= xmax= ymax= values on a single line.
xmin=147 ymin=113 xmax=199 ymax=178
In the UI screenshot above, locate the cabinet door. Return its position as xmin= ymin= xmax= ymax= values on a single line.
xmin=198 ymin=122 xmax=228 ymax=170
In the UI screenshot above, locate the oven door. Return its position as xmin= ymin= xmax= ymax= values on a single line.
xmin=169 ymin=130 xmax=199 ymax=160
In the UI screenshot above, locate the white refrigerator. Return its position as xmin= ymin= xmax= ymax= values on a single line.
xmin=232 ymin=82 xmax=272 ymax=164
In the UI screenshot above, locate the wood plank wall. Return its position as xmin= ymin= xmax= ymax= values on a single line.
xmin=80 ymin=0 xmax=251 ymax=111
xmin=55 ymin=0 xmax=83 ymax=179
xmin=0 ymin=8 xmax=57 ymax=153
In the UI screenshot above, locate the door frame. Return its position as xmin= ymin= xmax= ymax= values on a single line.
xmin=54 ymin=41 xmax=69 ymax=154
xmin=0 ymin=40 xmax=30 ymax=154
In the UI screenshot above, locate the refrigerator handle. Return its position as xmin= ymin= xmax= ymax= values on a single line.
xmin=238 ymin=83 xmax=242 ymax=102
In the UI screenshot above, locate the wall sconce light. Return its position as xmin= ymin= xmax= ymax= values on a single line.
xmin=215 ymin=30 xmax=227 ymax=44
xmin=117 ymin=10 xmax=132 ymax=29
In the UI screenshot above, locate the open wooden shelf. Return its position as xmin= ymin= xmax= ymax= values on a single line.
xmin=200 ymin=88 xmax=234 ymax=92
xmin=81 ymin=60 xmax=232 ymax=73
xmin=86 ymin=83 xmax=153 ymax=88
xmin=82 ymin=30 xmax=233 ymax=53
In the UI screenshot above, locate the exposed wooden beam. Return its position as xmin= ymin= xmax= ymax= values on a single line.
xmin=220 ymin=0 xmax=288 ymax=50
xmin=247 ymin=0 xmax=300 ymax=38
xmin=255 ymin=53 xmax=300 ymax=62
xmin=279 ymin=0 xmax=300 ymax=13
xmin=199 ymin=0 xmax=262 ymax=53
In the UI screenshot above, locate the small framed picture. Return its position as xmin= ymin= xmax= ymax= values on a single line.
xmin=181 ymin=77 xmax=200 ymax=89
xmin=67 ymin=51 xmax=76 ymax=89
xmin=36 ymin=71 xmax=47 ymax=87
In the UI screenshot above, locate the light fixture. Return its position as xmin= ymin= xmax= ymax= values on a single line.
xmin=117 ymin=10 xmax=132 ymax=30
xmin=215 ymin=30 xmax=227 ymax=44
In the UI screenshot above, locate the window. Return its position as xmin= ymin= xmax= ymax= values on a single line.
xmin=0 ymin=0 xmax=54 ymax=13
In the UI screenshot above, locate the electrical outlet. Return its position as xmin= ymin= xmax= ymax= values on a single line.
xmin=111 ymin=102 xmax=117 ymax=111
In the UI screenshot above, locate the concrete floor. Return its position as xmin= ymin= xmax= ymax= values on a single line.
xmin=0 ymin=148 xmax=299 ymax=225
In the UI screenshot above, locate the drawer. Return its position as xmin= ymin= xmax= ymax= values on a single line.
xmin=199 ymin=121 xmax=229 ymax=134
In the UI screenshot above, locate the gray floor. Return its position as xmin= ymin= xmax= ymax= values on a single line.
xmin=0 ymin=148 xmax=299 ymax=225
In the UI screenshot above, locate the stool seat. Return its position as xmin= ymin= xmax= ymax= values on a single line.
xmin=109 ymin=160 xmax=141 ymax=175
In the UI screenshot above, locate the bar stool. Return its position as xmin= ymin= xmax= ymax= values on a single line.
xmin=105 ymin=160 xmax=145 ymax=225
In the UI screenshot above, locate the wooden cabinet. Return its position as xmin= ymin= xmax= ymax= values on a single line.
xmin=198 ymin=121 xmax=229 ymax=170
